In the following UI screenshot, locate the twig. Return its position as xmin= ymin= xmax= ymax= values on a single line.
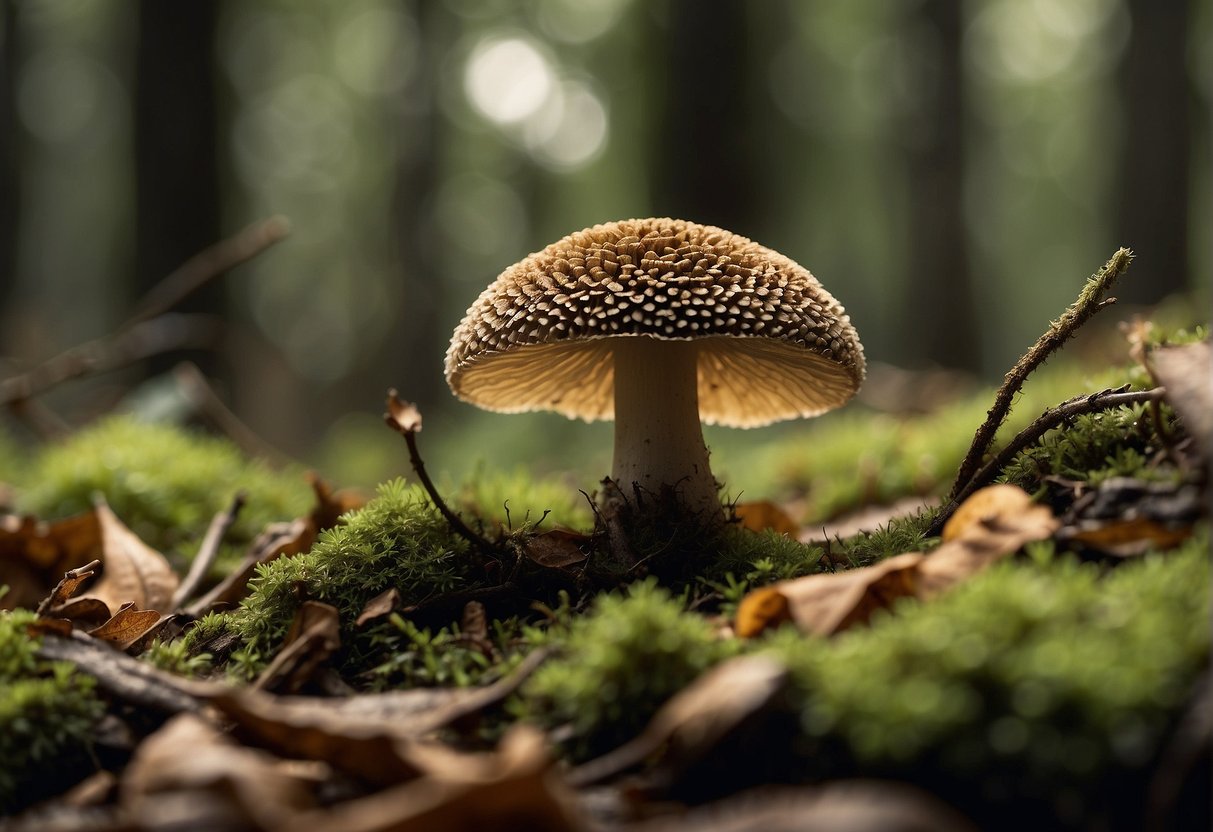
xmin=174 ymin=362 xmax=293 ymax=467
xmin=123 ymin=215 xmax=291 ymax=328
xmin=172 ymin=492 xmax=246 ymax=610
xmin=383 ymin=390 xmax=497 ymax=556
xmin=948 ymin=248 xmax=1134 ymax=500
xmin=0 ymin=313 xmax=223 ymax=406
xmin=927 ymin=386 xmax=1163 ymax=535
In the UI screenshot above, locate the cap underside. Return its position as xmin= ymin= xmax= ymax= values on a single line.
xmin=449 ymin=334 xmax=860 ymax=428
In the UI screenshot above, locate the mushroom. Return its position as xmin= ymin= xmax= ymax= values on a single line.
xmin=445 ymin=218 xmax=865 ymax=520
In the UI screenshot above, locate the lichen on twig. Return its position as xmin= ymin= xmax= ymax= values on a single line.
xmin=947 ymin=248 xmax=1135 ymax=501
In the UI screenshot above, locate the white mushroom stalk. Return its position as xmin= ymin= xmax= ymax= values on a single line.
xmin=611 ymin=336 xmax=720 ymax=518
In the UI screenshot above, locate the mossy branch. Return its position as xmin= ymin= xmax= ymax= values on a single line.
xmin=948 ymin=248 xmax=1135 ymax=500
xmin=927 ymin=385 xmax=1163 ymax=535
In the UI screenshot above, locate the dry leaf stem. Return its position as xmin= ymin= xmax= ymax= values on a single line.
xmin=948 ymin=248 xmax=1135 ymax=501
xmin=172 ymin=492 xmax=247 ymax=609
xmin=384 ymin=391 xmax=498 ymax=557
xmin=928 ymin=386 xmax=1163 ymax=535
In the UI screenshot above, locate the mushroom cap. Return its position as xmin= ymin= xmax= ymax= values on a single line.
xmin=445 ymin=218 xmax=865 ymax=428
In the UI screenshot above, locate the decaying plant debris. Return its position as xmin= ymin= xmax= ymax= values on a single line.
xmin=0 ymin=242 xmax=1209 ymax=831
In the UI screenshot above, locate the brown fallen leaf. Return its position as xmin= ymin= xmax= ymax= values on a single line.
xmin=211 ymin=649 xmax=552 ymax=788
xmin=570 ymin=655 xmax=789 ymax=788
xmin=183 ymin=474 xmax=362 ymax=617
xmin=253 ymin=600 xmax=341 ymax=694
xmin=122 ymin=713 xmax=318 ymax=832
xmin=88 ymin=602 xmax=165 ymax=650
xmin=1062 ymin=518 xmax=1192 ymax=557
xmin=355 ymin=587 xmax=403 ymax=628
xmin=733 ymin=501 xmax=800 ymax=537
xmin=0 ymin=511 xmax=100 ymax=610
xmin=524 ymin=529 xmax=590 ymax=569
xmin=291 ymin=726 xmax=584 ymax=832
xmin=1055 ymin=477 xmax=1203 ymax=558
xmin=627 ymin=782 xmax=977 ymax=832
xmin=34 ymin=558 xmax=101 ymax=616
xmin=48 ymin=596 xmax=114 ymax=628
xmin=88 ymin=496 xmax=179 ymax=614
xmin=737 ymin=486 xmax=1059 ymax=638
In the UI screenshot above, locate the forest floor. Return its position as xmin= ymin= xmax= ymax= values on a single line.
xmin=0 ymin=249 xmax=1209 ymax=831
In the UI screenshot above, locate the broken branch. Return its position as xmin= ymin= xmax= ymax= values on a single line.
xmin=948 ymin=248 xmax=1134 ymax=500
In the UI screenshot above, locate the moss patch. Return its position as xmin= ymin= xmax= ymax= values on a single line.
xmin=0 ymin=609 xmax=105 ymax=813
xmin=17 ymin=415 xmax=311 ymax=569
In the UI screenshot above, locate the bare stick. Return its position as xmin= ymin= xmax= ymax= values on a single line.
xmin=174 ymin=362 xmax=292 ymax=467
xmin=172 ymin=492 xmax=246 ymax=610
xmin=123 ymin=215 xmax=291 ymax=328
xmin=0 ymin=313 xmax=222 ymax=406
xmin=383 ymin=390 xmax=497 ymax=556
xmin=927 ymin=386 xmax=1163 ymax=535
xmin=948 ymin=248 xmax=1135 ymax=500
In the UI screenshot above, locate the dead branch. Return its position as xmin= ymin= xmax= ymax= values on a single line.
xmin=172 ymin=492 xmax=247 ymax=610
xmin=948 ymin=248 xmax=1135 ymax=500
xmin=174 ymin=362 xmax=293 ymax=467
xmin=123 ymin=215 xmax=291 ymax=328
xmin=927 ymin=386 xmax=1164 ymax=535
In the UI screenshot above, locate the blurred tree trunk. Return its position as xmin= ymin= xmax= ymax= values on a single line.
xmin=0 ymin=0 xmax=17 ymax=317
xmin=651 ymin=0 xmax=757 ymax=231
xmin=1114 ymin=0 xmax=1191 ymax=303
xmin=902 ymin=0 xmax=979 ymax=372
xmin=133 ymin=0 xmax=220 ymax=374
xmin=388 ymin=0 xmax=449 ymax=410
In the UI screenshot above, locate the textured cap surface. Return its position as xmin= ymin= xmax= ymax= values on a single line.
xmin=445 ymin=218 xmax=865 ymax=428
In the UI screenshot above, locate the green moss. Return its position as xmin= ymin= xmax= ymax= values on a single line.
xmin=0 ymin=609 xmax=105 ymax=813
xmin=226 ymin=479 xmax=473 ymax=673
xmin=517 ymin=578 xmax=733 ymax=758
xmin=768 ymin=530 xmax=1210 ymax=821
xmin=143 ymin=638 xmax=213 ymax=677
xmin=17 ymin=415 xmax=311 ymax=569
xmin=454 ymin=466 xmax=595 ymax=532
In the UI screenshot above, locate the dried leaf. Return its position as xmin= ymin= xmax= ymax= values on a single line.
xmin=34 ymin=558 xmax=101 ymax=616
xmin=627 ymin=782 xmax=977 ymax=832
xmin=738 ymin=552 xmax=924 ymax=638
xmin=1063 ymin=518 xmax=1193 ymax=557
xmin=738 ymin=486 xmax=1059 ymax=638
xmin=355 ymin=587 xmax=403 ymax=627
xmin=0 ymin=512 xmax=100 ymax=610
xmin=524 ymin=529 xmax=590 ymax=569
xmin=570 ymin=655 xmax=789 ymax=787
xmin=295 ymin=726 xmax=584 ymax=832
xmin=88 ymin=603 xmax=166 ymax=650
xmin=253 ymin=600 xmax=341 ymax=693
xmin=49 ymin=596 xmax=115 ymax=628
xmin=26 ymin=617 xmax=74 ymax=639
xmin=734 ymin=501 xmax=799 ymax=536
xmin=1152 ymin=338 xmax=1212 ymax=458
xmin=88 ymin=497 xmax=178 ymax=614
xmin=121 ymin=714 xmax=317 ymax=831
xmin=386 ymin=395 xmax=423 ymax=434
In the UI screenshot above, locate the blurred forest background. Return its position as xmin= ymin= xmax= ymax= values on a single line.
xmin=0 ymin=0 xmax=1208 ymax=489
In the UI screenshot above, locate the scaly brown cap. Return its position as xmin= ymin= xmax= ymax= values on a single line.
xmin=445 ymin=218 xmax=865 ymax=428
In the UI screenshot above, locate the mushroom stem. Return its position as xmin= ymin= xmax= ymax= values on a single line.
xmin=611 ymin=336 xmax=722 ymax=519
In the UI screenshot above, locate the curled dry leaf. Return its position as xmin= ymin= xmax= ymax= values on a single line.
xmin=569 ymin=655 xmax=789 ymax=788
xmin=0 ymin=511 xmax=100 ymax=610
xmin=253 ymin=600 xmax=341 ymax=694
xmin=733 ymin=501 xmax=799 ymax=537
xmin=737 ymin=486 xmax=1059 ymax=638
xmin=627 ymin=782 xmax=977 ymax=832
xmin=524 ymin=529 xmax=590 ymax=569
xmin=355 ymin=587 xmax=403 ymax=628
xmin=122 ymin=713 xmax=318 ymax=832
xmin=88 ymin=497 xmax=179 ymax=614
xmin=34 ymin=558 xmax=101 ymax=616
xmin=88 ymin=602 xmax=166 ymax=651
xmin=294 ymin=726 xmax=584 ymax=832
